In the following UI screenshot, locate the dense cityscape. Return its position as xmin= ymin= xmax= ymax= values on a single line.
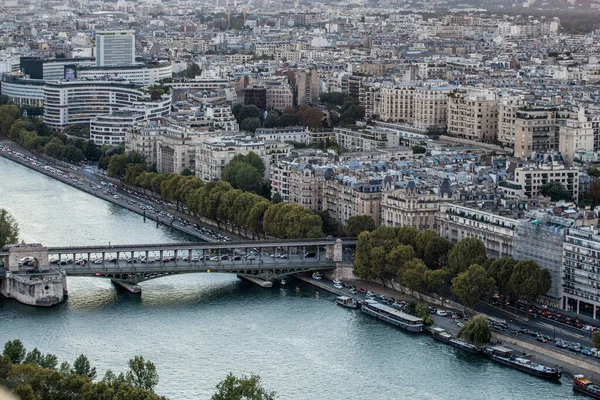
xmin=4 ymin=0 xmax=600 ymax=398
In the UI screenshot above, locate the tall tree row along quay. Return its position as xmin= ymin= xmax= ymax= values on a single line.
xmin=4 ymin=0 xmax=600 ymax=398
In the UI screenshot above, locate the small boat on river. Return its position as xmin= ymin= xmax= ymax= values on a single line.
xmin=573 ymin=375 xmax=600 ymax=399
xmin=336 ymin=296 xmax=359 ymax=309
xmin=449 ymin=338 xmax=481 ymax=354
xmin=432 ymin=327 xmax=452 ymax=343
xmin=484 ymin=346 xmax=561 ymax=380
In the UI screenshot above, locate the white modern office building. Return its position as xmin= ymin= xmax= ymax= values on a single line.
xmin=43 ymin=79 xmax=144 ymax=130
xmin=1 ymin=74 xmax=45 ymax=106
xmin=89 ymin=94 xmax=172 ymax=145
xmin=95 ymin=30 xmax=136 ymax=67
xmin=77 ymin=61 xmax=172 ymax=86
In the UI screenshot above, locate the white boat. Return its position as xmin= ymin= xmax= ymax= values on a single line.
xmin=312 ymin=272 xmax=323 ymax=280
xmin=361 ymin=299 xmax=424 ymax=332
xmin=281 ymin=279 xmax=286 ymax=285
xmin=336 ymin=296 xmax=359 ymax=309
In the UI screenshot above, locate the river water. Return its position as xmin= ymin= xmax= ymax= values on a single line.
xmin=0 ymin=157 xmax=579 ymax=399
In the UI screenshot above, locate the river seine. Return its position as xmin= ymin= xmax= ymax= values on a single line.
xmin=0 ymin=157 xmax=579 ymax=399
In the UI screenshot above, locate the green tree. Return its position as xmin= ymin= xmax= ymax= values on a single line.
xmin=487 ymin=257 xmax=517 ymax=296
xmin=415 ymin=230 xmax=451 ymax=268
xmin=125 ymin=355 xmax=159 ymax=392
xmin=3 ymin=339 xmax=26 ymax=364
xmin=212 ymin=373 xmax=276 ymax=400
xmin=400 ymin=258 xmax=429 ymax=292
xmin=276 ymin=113 xmax=299 ymax=127
xmin=540 ymin=181 xmax=572 ymax=201
xmin=0 ymin=209 xmax=19 ymax=248
xmin=385 ymin=244 xmax=415 ymax=278
xmin=457 ymin=315 xmax=491 ymax=346
xmin=0 ymin=104 xmax=21 ymax=135
xmin=447 ymin=238 xmax=487 ymax=275
xmin=234 ymin=105 xmax=261 ymax=124
xmin=318 ymin=211 xmax=342 ymax=236
xmin=44 ymin=137 xmax=65 ymax=159
xmin=424 ymin=268 xmax=450 ymax=293
xmin=396 ymin=226 xmax=419 ymax=248
xmin=509 ymin=260 xmax=552 ymax=303
xmin=264 ymin=110 xmax=280 ymax=128
xmin=451 ymin=264 xmax=495 ymax=309
xmin=180 ymin=168 xmax=193 ymax=176
xmin=63 ymin=144 xmax=85 ymax=163
xmin=593 ymin=332 xmax=600 ymax=350
xmin=23 ymin=348 xmax=42 ymax=366
xmin=39 ymin=354 xmax=58 ymax=369
xmin=240 ymin=117 xmax=261 ymax=133
xmin=73 ymin=354 xmax=96 ymax=379
xmin=344 ymin=215 xmax=376 ymax=236
xmin=271 ymin=192 xmax=282 ymax=204
xmin=83 ymin=140 xmax=100 ymax=161
xmin=106 ymin=154 xmax=130 ymax=179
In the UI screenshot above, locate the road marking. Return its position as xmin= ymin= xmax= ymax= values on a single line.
xmin=537 ymin=321 xmax=584 ymax=339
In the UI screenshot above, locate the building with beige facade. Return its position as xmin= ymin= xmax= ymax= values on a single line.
xmin=447 ymin=88 xmax=498 ymax=142
xmin=375 ymin=84 xmax=416 ymax=123
xmin=265 ymin=82 xmax=294 ymax=111
xmin=513 ymin=109 xmax=558 ymax=159
xmin=380 ymin=180 xmax=441 ymax=230
xmin=324 ymin=175 xmax=383 ymax=226
xmin=296 ymin=68 xmax=319 ymax=105
xmin=334 ymin=126 xmax=399 ymax=152
xmin=558 ymin=108 xmax=594 ymax=167
xmin=125 ymin=119 xmax=210 ymax=173
xmin=509 ymin=157 xmax=580 ymax=201
xmin=413 ymin=85 xmax=455 ymax=132
xmin=437 ymin=201 xmax=519 ymax=258
xmin=195 ymin=135 xmax=266 ymax=182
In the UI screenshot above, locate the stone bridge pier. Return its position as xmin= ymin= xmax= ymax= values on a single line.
xmin=0 ymin=243 xmax=66 ymax=306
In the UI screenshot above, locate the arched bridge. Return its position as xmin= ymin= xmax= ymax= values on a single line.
xmin=0 ymin=238 xmax=357 ymax=299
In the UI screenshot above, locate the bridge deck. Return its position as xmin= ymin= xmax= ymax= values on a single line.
xmin=46 ymin=238 xmax=357 ymax=254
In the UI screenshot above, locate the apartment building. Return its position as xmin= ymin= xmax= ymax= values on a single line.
xmin=195 ymin=135 xmax=266 ymax=181
xmin=334 ymin=126 xmax=399 ymax=152
xmin=437 ymin=200 xmax=519 ymax=259
xmin=497 ymin=97 xmax=522 ymax=148
xmin=508 ymin=154 xmax=580 ymax=200
xmin=513 ymin=109 xmax=558 ymax=159
xmin=375 ymin=84 xmax=416 ymax=123
xmin=125 ymin=120 xmax=209 ymax=173
xmin=265 ymin=82 xmax=293 ymax=111
xmin=324 ymin=175 xmax=383 ymax=226
xmin=513 ymin=213 xmax=573 ymax=305
xmin=447 ymin=88 xmax=498 ymax=142
xmin=557 ymin=108 xmax=594 ymax=167
xmin=380 ymin=180 xmax=439 ymax=230
xmin=296 ymin=68 xmax=319 ymax=105
xmin=562 ymin=228 xmax=600 ymax=320
xmin=413 ymin=85 xmax=454 ymax=132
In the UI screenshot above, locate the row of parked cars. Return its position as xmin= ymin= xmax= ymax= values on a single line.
xmin=492 ymin=294 xmax=598 ymax=332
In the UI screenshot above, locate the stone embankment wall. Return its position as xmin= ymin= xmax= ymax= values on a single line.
xmin=0 ymin=272 xmax=65 ymax=306
xmin=496 ymin=332 xmax=600 ymax=376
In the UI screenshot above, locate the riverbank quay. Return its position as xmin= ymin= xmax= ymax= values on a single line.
xmin=0 ymin=143 xmax=249 ymax=244
xmin=296 ymin=273 xmax=600 ymax=379
xmin=0 ymin=137 xmax=261 ymax=243
xmin=0 ymin=147 xmax=207 ymax=239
